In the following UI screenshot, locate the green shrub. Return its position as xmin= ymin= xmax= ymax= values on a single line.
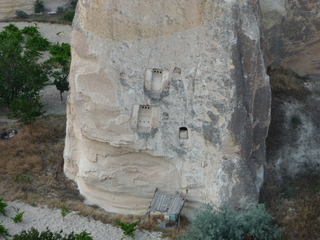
xmin=34 ymin=0 xmax=45 ymax=13
xmin=0 ymin=222 xmax=10 ymax=238
xmin=181 ymin=204 xmax=281 ymax=240
xmin=61 ymin=205 xmax=71 ymax=220
xmin=63 ymin=11 xmax=75 ymax=22
xmin=11 ymin=207 xmax=25 ymax=223
xmin=115 ymin=220 xmax=140 ymax=240
xmin=74 ymin=231 xmax=93 ymax=240
xmin=56 ymin=7 xmax=64 ymax=13
xmin=14 ymin=175 xmax=31 ymax=183
xmin=0 ymin=198 xmax=7 ymax=216
xmin=242 ymin=204 xmax=281 ymax=240
xmin=70 ymin=0 xmax=78 ymax=9
xmin=12 ymin=228 xmax=93 ymax=240
xmin=15 ymin=10 xmax=28 ymax=19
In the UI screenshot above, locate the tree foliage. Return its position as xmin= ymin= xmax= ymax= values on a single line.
xmin=45 ymin=43 xmax=70 ymax=101
xmin=0 ymin=24 xmax=71 ymax=123
xmin=15 ymin=10 xmax=28 ymax=19
xmin=7 ymin=92 xmax=45 ymax=124
xmin=34 ymin=0 xmax=45 ymax=13
xmin=0 ymin=24 xmax=49 ymax=107
xmin=115 ymin=220 xmax=140 ymax=240
xmin=0 ymin=198 xmax=7 ymax=216
xmin=0 ymin=222 xmax=10 ymax=238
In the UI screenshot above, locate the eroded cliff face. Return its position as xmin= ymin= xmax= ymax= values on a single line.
xmin=0 ymin=0 xmax=70 ymax=20
xmin=64 ymin=0 xmax=270 ymax=214
xmin=260 ymin=0 xmax=320 ymax=181
xmin=261 ymin=0 xmax=320 ymax=76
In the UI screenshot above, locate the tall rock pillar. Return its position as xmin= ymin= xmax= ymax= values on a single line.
xmin=64 ymin=0 xmax=270 ymax=214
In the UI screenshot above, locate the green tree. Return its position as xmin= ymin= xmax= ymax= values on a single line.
xmin=7 ymin=92 xmax=45 ymax=124
xmin=0 ymin=24 xmax=51 ymax=123
xmin=0 ymin=24 xmax=71 ymax=123
xmin=46 ymin=43 xmax=70 ymax=101
xmin=0 ymin=24 xmax=49 ymax=107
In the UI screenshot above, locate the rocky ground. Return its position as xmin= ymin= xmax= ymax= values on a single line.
xmin=0 ymin=202 xmax=164 ymax=240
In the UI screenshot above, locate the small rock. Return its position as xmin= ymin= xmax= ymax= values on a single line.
xmin=159 ymin=221 xmax=169 ymax=229
xmin=0 ymin=129 xmax=18 ymax=140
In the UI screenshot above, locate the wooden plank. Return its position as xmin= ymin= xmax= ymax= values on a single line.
xmin=168 ymin=192 xmax=184 ymax=215
xmin=150 ymin=191 xmax=171 ymax=212
xmin=148 ymin=189 xmax=186 ymax=215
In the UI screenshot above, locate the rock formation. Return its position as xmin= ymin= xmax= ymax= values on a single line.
xmin=260 ymin=0 xmax=320 ymax=181
xmin=261 ymin=0 xmax=320 ymax=76
xmin=0 ymin=0 xmax=71 ymax=20
xmin=265 ymin=68 xmax=320 ymax=181
xmin=64 ymin=0 xmax=270 ymax=214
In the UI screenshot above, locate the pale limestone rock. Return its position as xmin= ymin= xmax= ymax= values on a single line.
xmin=0 ymin=0 xmax=71 ymax=20
xmin=64 ymin=0 xmax=270 ymax=215
xmin=0 ymin=0 xmax=33 ymax=19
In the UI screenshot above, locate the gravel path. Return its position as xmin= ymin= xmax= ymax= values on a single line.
xmin=0 ymin=201 xmax=166 ymax=240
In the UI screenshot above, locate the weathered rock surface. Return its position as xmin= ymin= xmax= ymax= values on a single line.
xmin=261 ymin=0 xmax=320 ymax=76
xmin=260 ymin=1 xmax=320 ymax=181
xmin=64 ymin=0 xmax=270 ymax=214
xmin=0 ymin=0 xmax=71 ymax=20
xmin=264 ymin=69 xmax=320 ymax=182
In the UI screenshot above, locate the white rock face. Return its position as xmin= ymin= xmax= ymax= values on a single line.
xmin=64 ymin=0 xmax=270 ymax=215
xmin=0 ymin=0 xmax=71 ymax=20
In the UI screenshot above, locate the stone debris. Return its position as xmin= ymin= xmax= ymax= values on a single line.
xmin=0 ymin=129 xmax=18 ymax=140
xmin=159 ymin=221 xmax=169 ymax=229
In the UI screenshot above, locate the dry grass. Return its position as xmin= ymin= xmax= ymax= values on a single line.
xmin=267 ymin=67 xmax=311 ymax=99
xmin=264 ymin=67 xmax=320 ymax=239
xmin=260 ymin=173 xmax=320 ymax=240
xmin=0 ymin=115 xmax=186 ymax=239
xmin=0 ymin=115 xmax=65 ymax=176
